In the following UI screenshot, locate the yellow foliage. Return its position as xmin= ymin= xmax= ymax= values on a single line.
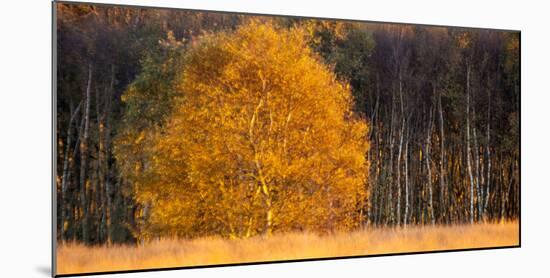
xmin=457 ymin=32 xmax=472 ymax=49
xmin=123 ymin=21 xmax=370 ymax=239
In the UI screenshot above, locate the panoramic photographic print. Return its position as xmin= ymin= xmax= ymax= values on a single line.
xmin=54 ymin=1 xmax=520 ymax=276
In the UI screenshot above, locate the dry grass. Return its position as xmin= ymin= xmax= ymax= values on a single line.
xmin=56 ymin=222 xmax=518 ymax=275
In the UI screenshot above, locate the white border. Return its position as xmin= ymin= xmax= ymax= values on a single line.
xmin=1 ymin=1 xmax=549 ymax=278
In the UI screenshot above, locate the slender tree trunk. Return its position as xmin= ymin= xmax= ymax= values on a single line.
xmin=437 ymin=87 xmax=447 ymax=223
xmin=388 ymin=89 xmax=396 ymax=225
xmin=484 ymin=87 xmax=492 ymax=219
xmin=79 ymin=63 xmax=92 ymax=243
xmin=466 ymin=64 xmax=475 ymax=224
xmin=249 ymin=97 xmax=273 ymax=236
xmin=473 ymin=112 xmax=482 ymax=221
xmin=66 ymin=115 xmax=84 ymax=240
xmin=501 ymin=160 xmax=514 ymax=222
xmin=60 ymin=101 xmax=82 ymax=241
xmin=104 ymin=123 xmax=113 ymax=244
xmin=396 ymin=73 xmax=405 ymax=225
xmin=376 ymin=121 xmax=383 ymax=225
xmin=95 ymin=86 xmax=106 ymax=243
xmin=404 ymin=125 xmax=410 ymax=226
xmin=426 ymin=108 xmax=435 ymax=225
xmin=448 ymin=145 xmax=455 ymax=223
xmin=369 ymin=76 xmax=381 ymax=226
xmin=99 ymin=65 xmax=115 ymax=244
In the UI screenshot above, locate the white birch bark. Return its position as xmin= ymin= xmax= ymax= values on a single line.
xmin=466 ymin=64 xmax=475 ymax=224
xmin=79 ymin=63 xmax=92 ymax=242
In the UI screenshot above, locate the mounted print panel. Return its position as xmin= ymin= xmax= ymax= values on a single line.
xmin=53 ymin=1 xmax=520 ymax=276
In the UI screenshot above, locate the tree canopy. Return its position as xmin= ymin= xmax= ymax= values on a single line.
xmin=116 ymin=21 xmax=370 ymax=239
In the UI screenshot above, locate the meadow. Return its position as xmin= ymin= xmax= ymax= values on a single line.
xmin=56 ymin=222 xmax=519 ymax=275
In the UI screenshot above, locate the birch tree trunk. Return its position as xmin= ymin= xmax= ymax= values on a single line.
xmin=484 ymin=87 xmax=492 ymax=219
xmin=387 ymin=89 xmax=395 ymax=225
xmin=369 ymin=76 xmax=381 ymax=226
xmin=426 ymin=108 xmax=435 ymax=225
xmin=79 ymin=63 xmax=92 ymax=243
xmin=396 ymin=73 xmax=405 ymax=225
xmin=465 ymin=64 xmax=475 ymax=224
xmin=437 ymin=87 xmax=447 ymax=223
xmin=473 ymin=112 xmax=483 ymax=221
xmin=60 ymin=101 xmax=82 ymax=241
xmin=404 ymin=125 xmax=410 ymax=226
xmin=95 ymin=86 xmax=106 ymax=243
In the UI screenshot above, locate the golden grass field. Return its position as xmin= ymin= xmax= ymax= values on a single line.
xmin=56 ymin=222 xmax=519 ymax=275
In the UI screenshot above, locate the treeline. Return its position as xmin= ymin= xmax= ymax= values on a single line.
xmin=308 ymin=22 xmax=520 ymax=226
xmin=55 ymin=3 xmax=519 ymax=245
xmin=56 ymin=3 xmax=244 ymax=244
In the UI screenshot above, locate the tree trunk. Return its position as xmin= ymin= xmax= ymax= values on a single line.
xmin=387 ymin=89 xmax=396 ymax=225
xmin=96 ymin=86 xmax=105 ymax=242
xmin=98 ymin=65 xmax=115 ymax=244
xmin=437 ymin=87 xmax=447 ymax=223
xmin=60 ymin=101 xmax=82 ymax=241
xmin=473 ymin=111 xmax=482 ymax=221
xmin=249 ymin=97 xmax=273 ymax=236
xmin=404 ymin=125 xmax=410 ymax=226
xmin=79 ymin=63 xmax=92 ymax=243
xmin=483 ymin=87 xmax=492 ymax=219
xmin=426 ymin=108 xmax=435 ymax=225
xmin=396 ymin=73 xmax=405 ymax=225
xmin=465 ymin=64 xmax=475 ymax=224
xmin=500 ymin=161 xmax=514 ymax=222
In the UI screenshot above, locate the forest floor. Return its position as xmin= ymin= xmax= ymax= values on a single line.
xmin=56 ymin=221 xmax=519 ymax=275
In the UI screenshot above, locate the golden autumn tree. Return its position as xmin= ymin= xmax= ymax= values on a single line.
xmin=118 ymin=20 xmax=370 ymax=240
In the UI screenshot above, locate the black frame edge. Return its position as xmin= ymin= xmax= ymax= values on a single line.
xmin=54 ymin=245 xmax=520 ymax=277
xmin=52 ymin=1 xmax=58 ymax=277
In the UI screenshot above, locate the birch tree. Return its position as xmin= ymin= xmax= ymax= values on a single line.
xmin=117 ymin=21 xmax=370 ymax=239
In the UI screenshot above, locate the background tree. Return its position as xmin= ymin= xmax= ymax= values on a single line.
xmin=56 ymin=3 xmax=243 ymax=244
